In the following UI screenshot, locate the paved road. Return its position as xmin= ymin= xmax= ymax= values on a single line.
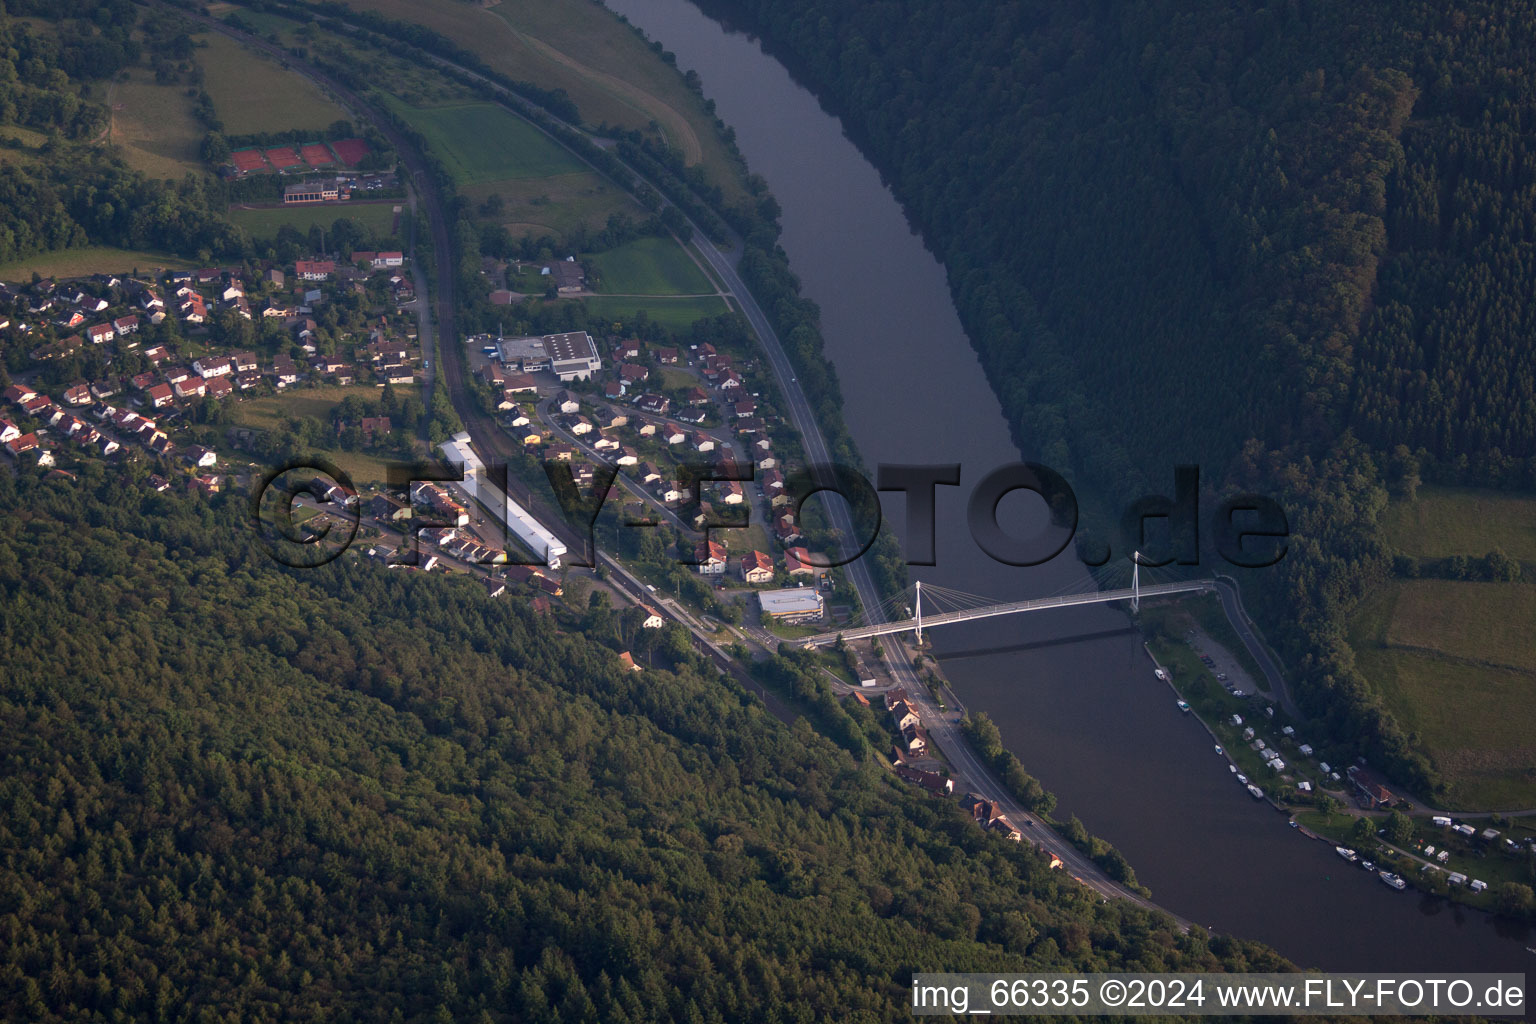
xmin=1214 ymin=575 xmax=1300 ymax=718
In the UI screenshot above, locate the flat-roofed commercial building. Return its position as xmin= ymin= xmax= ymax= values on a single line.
xmin=496 ymin=331 xmax=601 ymax=381
xmin=758 ymin=587 xmax=825 ymax=624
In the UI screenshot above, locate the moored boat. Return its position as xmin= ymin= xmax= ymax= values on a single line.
xmin=1380 ymin=871 xmax=1406 ymax=890
xmin=1336 ymin=846 xmax=1358 ymax=863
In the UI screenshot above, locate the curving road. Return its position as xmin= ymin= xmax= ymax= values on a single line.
xmin=1213 ymin=575 xmax=1300 ymax=719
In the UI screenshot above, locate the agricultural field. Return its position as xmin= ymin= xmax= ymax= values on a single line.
xmin=461 ymin=172 xmax=641 ymax=242
xmin=230 ymin=384 xmax=418 ymax=433
xmin=386 ymin=101 xmax=584 ymax=184
xmin=0 ymin=247 xmax=196 ymax=283
xmin=106 ymin=69 xmax=206 ymax=180
xmin=1381 ymin=487 xmax=1536 ymax=562
xmin=1383 ymin=580 xmax=1536 ymax=674
xmin=1350 ymin=582 xmax=1536 ymax=809
xmin=228 ymin=202 xmax=402 ymax=239
xmin=587 ymin=236 xmax=714 ymax=295
xmin=196 ymin=32 xmax=346 ymax=135
xmin=327 ymin=0 xmax=747 ymax=204
xmin=581 ymin=294 xmax=730 ymax=332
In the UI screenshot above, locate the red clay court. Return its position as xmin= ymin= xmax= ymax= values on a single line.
xmin=301 ymin=142 xmax=334 ymax=167
xmin=264 ymin=146 xmax=303 ymax=170
xmin=330 ymin=138 xmax=370 ymax=166
xmin=231 ymin=149 xmax=268 ymax=173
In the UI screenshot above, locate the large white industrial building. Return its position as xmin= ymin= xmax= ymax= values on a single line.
xmin=440 ymin=432 xmax=567 ymax=568
xmin=496 ymin=331 xmax=601 ymax=381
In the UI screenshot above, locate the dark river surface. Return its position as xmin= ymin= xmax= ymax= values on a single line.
xmin=605 ymin=0 xmax=1532 ymax=975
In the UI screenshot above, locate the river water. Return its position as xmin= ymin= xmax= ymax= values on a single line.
xmin=604 ymin=0 xmax=1532 ymax=974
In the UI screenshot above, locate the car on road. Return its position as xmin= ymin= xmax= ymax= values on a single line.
xmin=1217 ymin=672 xmax=1228 ymax=681
xmin=1232 ymin=689 xmax=1246 ymax=698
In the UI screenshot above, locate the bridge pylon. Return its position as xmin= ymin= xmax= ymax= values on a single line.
xmin=914 ymin=580 xmax=923 ymax=646
xmin=1131 ymin=552 xmax=1141 ymax=614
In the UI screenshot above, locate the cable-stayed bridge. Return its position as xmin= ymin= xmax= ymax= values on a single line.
xmin=796 ymin=558 xmax=1215 ymax=647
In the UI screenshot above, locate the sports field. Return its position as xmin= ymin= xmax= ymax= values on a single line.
xmin=387 ymin=101 xmax=584 ymax=184
xmin=587 ymin=236 xmax=713 ymax=295
xmin=229 ymin=203 xmax=400 ymax=239
xmin=197 ymin=33 xmax=346 ymax=135
xmin=582 ymin=295 xmax=729 ymax=331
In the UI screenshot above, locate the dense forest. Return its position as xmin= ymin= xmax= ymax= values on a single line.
xmin=0 ymin=467 xmax=1305 ymax=1020
xmin=698 ymin=0 xmax=1536 ymax=796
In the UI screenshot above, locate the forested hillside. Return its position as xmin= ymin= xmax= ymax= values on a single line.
xmin=699 ymin=0 xmax=1536 ymax=795
xmin=0 ymin=2 xmax=242 ymax=272
xmin=0 ymin=467 xmax=1294 ymax=1020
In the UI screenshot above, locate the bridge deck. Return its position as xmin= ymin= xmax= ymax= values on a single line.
xmin=799 ymin=580 xmax=1214 ymax=646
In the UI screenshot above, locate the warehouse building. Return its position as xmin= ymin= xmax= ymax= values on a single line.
xmin=440 ymin=432 xmax=567 ymax=568
xmin=758 ymin=587 xmax=825 ymax=624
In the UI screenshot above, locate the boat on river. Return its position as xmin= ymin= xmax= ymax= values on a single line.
xmin=1176 ymin=699 xmax=1190 ymax=712
xmin=1336 ymin=846 xmax=1359 ymax=863
xmin=1380 ymin=871 xmax=1407 ymax=890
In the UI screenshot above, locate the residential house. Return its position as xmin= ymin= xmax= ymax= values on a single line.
xmin=740 ymin=550 xmax=774 ymax=584
xmin=146 ymin=383 xmax=175 ymax=409
xmin=694 ymin=539 xmax=728 ymax=575
xmin=193 ymin=355 xmax=233 ymax=378
xmin=896 ymin=765 xmax=954 ymax=796
xmin=185 ymin=445 xmax=218 ymax=468
xmin=784 ymin=546 xmax=818 ymax=575
xmin=295 ymin=260 xmax=334 ymax=281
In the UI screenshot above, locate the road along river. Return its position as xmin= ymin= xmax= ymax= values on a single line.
xmin=606 ymin=0 xmax=1532 ymax=973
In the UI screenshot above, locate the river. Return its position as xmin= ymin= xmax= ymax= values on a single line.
xmin=603 ymin=0 xmax=1532 ymax=974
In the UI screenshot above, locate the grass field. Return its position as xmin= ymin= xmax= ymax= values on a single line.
xmin=219 ymin=6 xmax=304 ymax=42
xmin=1384 ymin=580 xmax=1536 ymax=674
xmin=581 ymin=295 xmax=729 ymax=332
xmin=1382 ymin=487 xmax=1536 ymax=561
xmin=386 ymin=100 xmax=583 ymax=185
xmin=229 ymin=202 xmax=401 ymax=239
xmin=231 ymin=384 xmax=418 ymax=433
xmin=461 ymin=171 xmax=641 ymax=241
xmin=0 ymin=124 xmax=46 ymax=167
xmin=0 ymin=247 xmax=197 ymax=283
xmin=327 ymin=0 xmax=747 ymax=205
xmin=587 ymin=236 xmax=713 ymax=295
xmin=1350 ymin=582 xmax=1536 ymax=809
xmin=656 ymin=367 xmax=696 ymax=391
xmin=197 ymin=32 xmax=346 ymax=135
xmin=107 ymin=70 xmax=206 ymax=180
